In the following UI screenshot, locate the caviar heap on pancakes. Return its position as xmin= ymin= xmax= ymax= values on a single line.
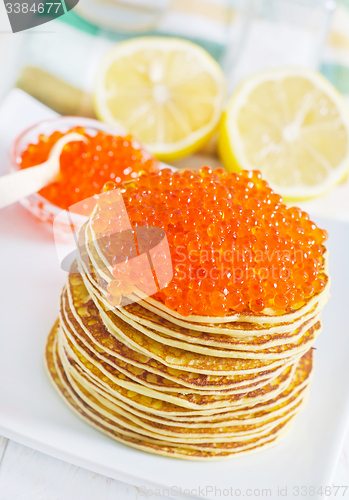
xmin=19 ymin=128 xmax=158 ymax=210
xmin=94 ymin=167 xmax=328 ymax=317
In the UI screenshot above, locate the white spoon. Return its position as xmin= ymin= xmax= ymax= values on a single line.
xmin=0 ymin=133 xmax=88 ymax=210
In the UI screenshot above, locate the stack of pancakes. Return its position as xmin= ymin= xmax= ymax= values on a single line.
xmin=46 ymin=217 xmax=330 ymax=460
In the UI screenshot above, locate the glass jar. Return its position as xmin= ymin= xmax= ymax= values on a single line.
xmin=9 ymin=116 xmax=125 ymax=238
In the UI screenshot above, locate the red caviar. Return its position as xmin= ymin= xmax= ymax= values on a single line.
xmin=97 ymin=167 xmax=328 ymax=316
xmin=19 ymin=127 xmax=158 ymax=210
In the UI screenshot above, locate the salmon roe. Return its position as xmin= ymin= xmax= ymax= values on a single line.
xmin=98 ymin=167 xmax=328 ymax=317
xmin=19 ymin=127 xmax=158 ymax=210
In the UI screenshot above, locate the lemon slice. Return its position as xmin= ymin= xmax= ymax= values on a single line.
xmin=94 ymin=37 xmax=227 ymax=161
xmin=219 ymin=67 xmax=349 ymax=200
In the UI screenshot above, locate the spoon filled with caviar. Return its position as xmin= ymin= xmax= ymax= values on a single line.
xmin=0 ymin=133 xmax=87 ymax=210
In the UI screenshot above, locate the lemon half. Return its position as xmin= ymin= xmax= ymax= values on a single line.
xmin=219 ymin=67 xmax=349 ymax=201
xmin=94 ymin=37 xmax=227 ymax=161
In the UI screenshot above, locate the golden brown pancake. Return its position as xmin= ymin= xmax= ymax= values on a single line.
xmin=44 ymin=213 xmax=328 ymax=460
xmin=46 ymin=322 xmax=309 ymax=459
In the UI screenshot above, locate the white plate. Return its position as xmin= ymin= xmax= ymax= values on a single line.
xmin=1 ymin=90 xmax=349 ymax=500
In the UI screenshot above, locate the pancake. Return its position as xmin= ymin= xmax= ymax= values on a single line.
xmin=97 ymin=301 xmax=321 ymax=360
xmin=58 ymin=326 xmax=298 ymax=411
xmin=46 ymin=322 xmax=307 ymax=459
xmin=85 ymin=219 xmax=330 ymax=325
xmin=46 ymin=254 xmax=324 ymax=458
xmin=65 ymin=372 xmax=307 ymax=443
xmin=61 ymin=303 xmax=286 ymax=397
xmin=67 ymin=272 xmax=305 ymax=369
xmin=61 ymin=274 xmax=293 ymax=388
xmin=77 ymin=224 xmax=330 ymax=341
xmin=62 ymin=276 xmax=297 ymax=393
xmin=45 ymin=170 xmax=329 ymax=460
xmin=111 ymin=301 xmax=321 ymax=348
xmin=79 ymin=246 xmax=327 ymax=337
xmin=56 ymin=319 xmax=313 ymax=421
xmin=70 ymin=364 xmax=310 ymax=428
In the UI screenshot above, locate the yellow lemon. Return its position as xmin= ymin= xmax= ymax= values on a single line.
xmin=94 ymin=37 xmax=227 ymax=161
xmin=219 ymin=67 xmax=349 ymax=201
